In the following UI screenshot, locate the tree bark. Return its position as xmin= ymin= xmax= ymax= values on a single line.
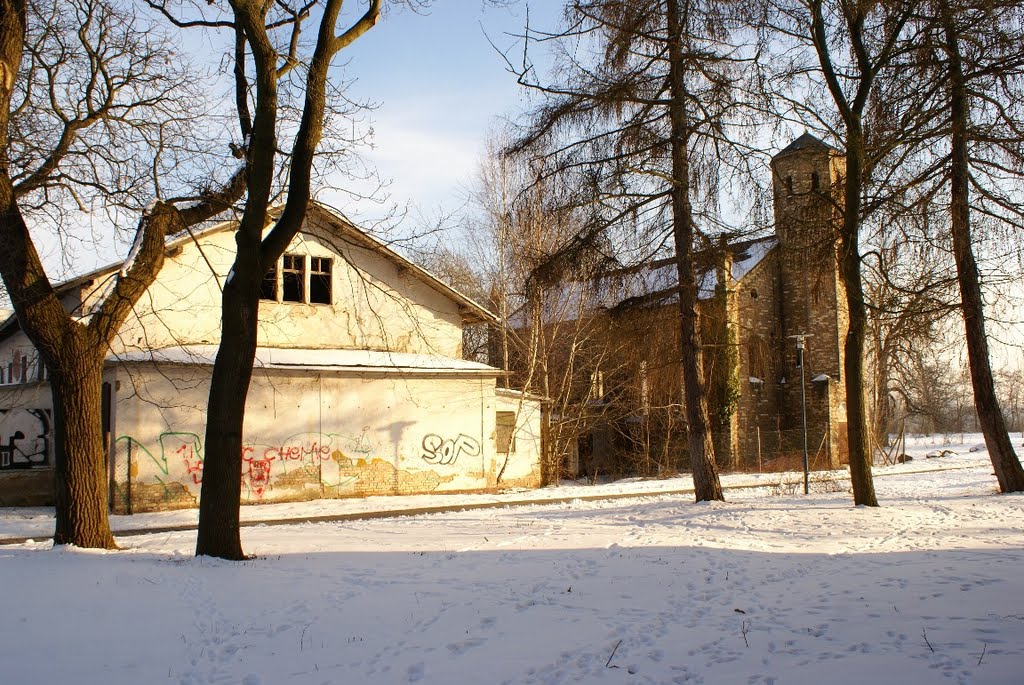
xmin=941 ymin=3 xmax=1024 ymax=492
xmin=667 ymin=0 xmax=723 ymax=502
xmin=838 ymin=127 xmax=879 ymax=506
xmin=50 ymin=343 xmax=116 ymax=547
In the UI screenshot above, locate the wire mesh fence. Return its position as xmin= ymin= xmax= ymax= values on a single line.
xmin=110 ymin=436 xmax=132 ymax=514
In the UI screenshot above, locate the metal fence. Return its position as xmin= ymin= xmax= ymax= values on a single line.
xmin=110 ymin=436 xmax=132 ymax=514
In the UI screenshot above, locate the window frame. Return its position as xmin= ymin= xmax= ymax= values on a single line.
xmin=309 ymin=256 xmax=333 ymax=305
xmin=281 ymin=253 xmax=306 ymax=303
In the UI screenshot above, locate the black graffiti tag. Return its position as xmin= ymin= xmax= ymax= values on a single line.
xmin=421 ymin=433 xmax=480 ymax=465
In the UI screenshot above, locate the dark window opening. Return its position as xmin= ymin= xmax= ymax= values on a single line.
xmin=811 ymin=171 xmax=820 ymax=191
xmin=786 ymin=175 xmax=794 ymax=195
xmin=749 ymin=288 xmax=759 ymax=300
xmin=496 ymin=411 xmax=516 ymax=454
xmin=260 ymin=263 xmax=278 ymax=301
xmin=282 ymin=254 xmax=305 ymax=303
xmin=310 ymin=257 xmax=333 ymax=305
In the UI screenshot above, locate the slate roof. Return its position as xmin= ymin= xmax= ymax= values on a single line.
xmin=775 ymin=132 xmax=839 ymax=157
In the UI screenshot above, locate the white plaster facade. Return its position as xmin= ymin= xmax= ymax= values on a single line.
xmin=0 ymin=203 xmax=544 ymax=510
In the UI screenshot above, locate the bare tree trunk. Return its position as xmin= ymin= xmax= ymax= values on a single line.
xmin=942 ymin=4 xmax=1024 ymax=492
xmin=195 ymin=253 xmax=262 ymax=559
xmin=838 ymin=128 xmax=879 ymax=506
xmin=667 ymin=0 xmax=723 ymax=502
xmin=195 ymin=0 xmax=380 ymax=559
xmin=50 ymin=346 xmax=115 ymax=548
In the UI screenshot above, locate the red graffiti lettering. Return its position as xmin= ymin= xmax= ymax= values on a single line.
xmin=176 ymin=443 xmax=203 ymax=485
xmin=242 ymin=447 xmax=274 ymax=499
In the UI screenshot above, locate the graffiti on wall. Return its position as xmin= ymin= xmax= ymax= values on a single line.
xmin=241 ymin=447 xmax=274 ymax=498
xmin=116 ymin=427 xmax=483 ymax=509
xmin=0 ymin=409 xmax=51 ymax=470
xmin=164 ymin=433 xmax=203 ymax=484
xmin=421 ymin=433 xmax=480 ymax=465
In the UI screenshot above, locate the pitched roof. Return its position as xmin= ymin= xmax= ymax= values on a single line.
xmin=307 ymin=203 xmax=497 ymax=325
xmin=775 ymin=132 xmax=840 ymax=158
xmin=606 ymin=235 xmax=778 ymax=310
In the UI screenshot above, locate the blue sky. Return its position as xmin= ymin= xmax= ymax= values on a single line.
xmin=323 ymin=1 xmax=563 ymax=224
xmin=15 ymin=1 xmax=560 ymax=284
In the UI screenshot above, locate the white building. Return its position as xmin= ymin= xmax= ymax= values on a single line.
xmin=0 ymin=203 xmax=543 ymax=510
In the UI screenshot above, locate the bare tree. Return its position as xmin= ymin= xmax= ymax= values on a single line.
xmin=924 ymin=0 xmax=1024 ymax=491
xmin=768 ymin=0 xmax=921 ymax=506
xmin=507 ymin=0 xmax=769 ymax=501
xmin=864 ymin=229 xmax=956 ymax=449
xmin=163 ymin=0 xmax=385 ymax=560
xmin=0 ymin=0 xmax=245 ymax=548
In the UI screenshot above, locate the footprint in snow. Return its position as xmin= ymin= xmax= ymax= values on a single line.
xmin=446 ymin=637 xmax=486 ymax=655
xmin=406 ymin=662 xmax=426 ymax=682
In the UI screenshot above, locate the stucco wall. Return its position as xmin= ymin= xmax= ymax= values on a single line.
xmin=111 ymin=364 xmax=542 ymax=512
xmin=81 ymin=215 xmax=465 ymax=359
xmin=494 ymin=391 xmax=544 ymax=489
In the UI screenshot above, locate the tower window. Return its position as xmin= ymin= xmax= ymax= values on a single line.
xmin=786 ymin=175 xmax=794 ymax=195
xmin=309 ymin=257 xmax=333 ymax=304
xmin=811 ymin=171 xmax=820 ymax=191
xmin=282 ymin=254 xmax=305 ymax=303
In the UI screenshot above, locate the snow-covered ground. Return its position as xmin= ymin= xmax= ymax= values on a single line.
xmin=1 ymin=434 xmax=1022 ymax=684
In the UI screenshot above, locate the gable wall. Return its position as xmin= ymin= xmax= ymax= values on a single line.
xmin=85 ymin=215 xmax=465 ymax=358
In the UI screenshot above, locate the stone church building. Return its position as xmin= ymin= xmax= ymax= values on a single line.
xmin=577 ymin=133 xmax=850 ymax=474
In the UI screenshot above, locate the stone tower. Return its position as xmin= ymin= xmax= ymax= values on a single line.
xmin=770 ymin=133 xmax=849 ymax=467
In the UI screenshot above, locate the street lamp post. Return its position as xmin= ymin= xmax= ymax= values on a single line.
xmin=791 ymin=334 xmax=811 ymax=495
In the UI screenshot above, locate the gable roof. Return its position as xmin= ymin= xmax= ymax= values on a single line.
xmin=307 ymin=203 xmax=496 ymax=325
xmin=0 ymin=201 xmax=497 ymax=340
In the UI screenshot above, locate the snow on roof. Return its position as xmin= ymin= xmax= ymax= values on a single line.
xmin=618 ymin=236 xmax=778 ymax=305
xmin=111 ymin=346 xmax=503 ymax=376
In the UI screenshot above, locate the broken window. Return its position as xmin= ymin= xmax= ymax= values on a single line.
xmin=282 ymin=254 xmax=305 ymax=303
xmin=260 ymin=262 xmax=278 ymax=301
xmin=496 ymin=411 xmax=516 ymax=454
xmin=310 ymin=257 xmax=332 ymax=305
